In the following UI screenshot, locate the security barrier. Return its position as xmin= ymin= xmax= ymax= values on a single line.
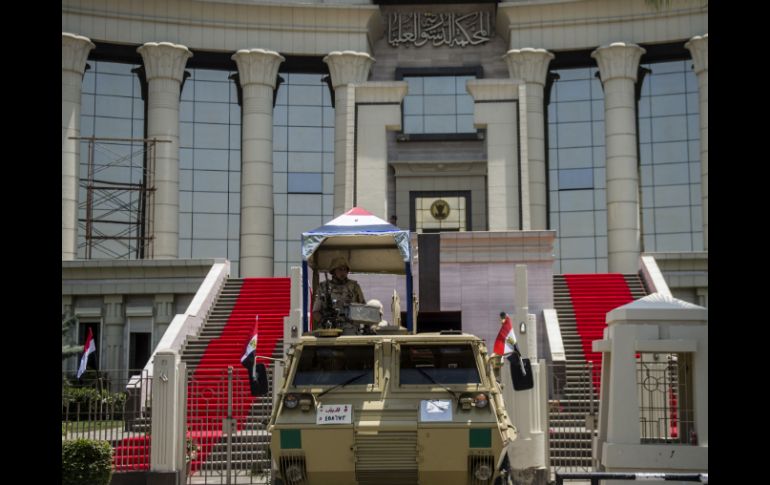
xmin=555 ymin=472 xmax=708 ymax=484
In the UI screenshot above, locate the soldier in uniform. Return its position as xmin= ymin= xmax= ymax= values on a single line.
xmin=312 ymin=256 xmax=366 ymax=334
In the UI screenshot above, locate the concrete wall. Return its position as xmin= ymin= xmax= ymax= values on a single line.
xmin=62 ymin=0 xmax=380 ymax=55
xmin=357 ymin=231 xmax=555 ymax=354
xmin=645 ymin=251 xmax=708 ymax=307
xmin=61 ymin=259 xmax=219 ymax=382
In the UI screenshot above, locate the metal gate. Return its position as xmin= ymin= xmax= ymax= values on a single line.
xmin=186 ymin=365 xmax=276 ymax=484
xmin=547 ymin=362 xmax=599 ymax=480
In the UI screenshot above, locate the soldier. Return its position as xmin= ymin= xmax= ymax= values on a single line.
xmin=312 ymin=256 xmax=366 ymax=333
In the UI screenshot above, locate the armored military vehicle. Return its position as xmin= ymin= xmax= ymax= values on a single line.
xmin=261 ymin=208 xmax=517 ymax=484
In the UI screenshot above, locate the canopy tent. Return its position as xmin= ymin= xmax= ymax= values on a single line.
xmin=301 ymin=207 xmax=411 ymax=274
xmin=300 ymin=207 xmax=413 ymax=332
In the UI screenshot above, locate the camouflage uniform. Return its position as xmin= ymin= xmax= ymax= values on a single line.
xmin=313 ymin=278 xmax=366 ymax=333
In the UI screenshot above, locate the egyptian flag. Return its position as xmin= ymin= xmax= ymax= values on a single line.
xmin=240 ymin=317 xmax=266 ymax=396
xmin=494 ymin=313 xmax=517 ymax=356
xmin=240 ymin=316 xmax=258 ymax=366
xmin=77 ymin=327 xmax=96 ymax=379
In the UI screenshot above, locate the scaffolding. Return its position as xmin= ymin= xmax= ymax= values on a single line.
xmin=73 ymin=136 xmax=167 ymax=260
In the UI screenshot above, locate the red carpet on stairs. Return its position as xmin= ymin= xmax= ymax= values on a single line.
xmin=186 ymin=277 xmax=290 ymax=472
xmin=112 ymin=277 xmax=290 ymax=473
xmin=564 ymin=274 xmax=633 ymax=396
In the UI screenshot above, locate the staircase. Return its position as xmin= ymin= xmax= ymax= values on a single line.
xmin=182 ymin=277 xmax=290 ymax=473
xmin=181 ymin=277 xmax=290 ymax=474
xmin=549 ymin=273 xmax=646 ymax=469
xmin=110 ymin=277 xmax=290 ymax=473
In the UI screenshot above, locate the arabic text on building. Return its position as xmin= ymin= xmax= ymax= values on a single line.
xmin=388 ymin=11 xmax=493 ymax=48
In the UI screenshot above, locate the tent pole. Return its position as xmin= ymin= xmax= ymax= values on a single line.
xmin=406 ymin=262 xmax=413 ymax=333
xmin=302 ymin=260 xmax=309 ymax=333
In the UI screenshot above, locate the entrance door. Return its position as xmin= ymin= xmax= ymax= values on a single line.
xmin=126 ymin=316 xmax=153 ymax=377
xmin=129 ymin=332 xmax=151 ymax=373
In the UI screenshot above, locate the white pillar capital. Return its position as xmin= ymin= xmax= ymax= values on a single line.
xmin=591 ymin=42 xmax=646 ymax=83
xmin=232 ymin=48 xmax=285 ymax=88
xmin=323 ymin=51 xmax=374 ymax=88
xmin=62 ymin=32 xmax=95 ymax=75
xmin=503 ymin=48 xmax=554 ymax=86
xmin=685 ymin=34 xmax=708 ymax=74
xmin=137 ymin=42 xmax=192 ymax=83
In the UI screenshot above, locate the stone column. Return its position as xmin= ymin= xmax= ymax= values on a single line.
xmin=503 ymin=48 xmax=554 ymax=230
xmin=103 ymin=295 xmax=124 ymax=389
xmin=467 ymin=79 xmax=524 ymax=230
xmin=137 ymin=42 xmax=193 ymax=259
xmin=232 ymin=49 xmax=285 ymax=277
xmin=354 ymin=82 xmax=408 ymax=219
xmin=591 ymin=43 xmax=645 ymax=274
xmin=685 ymin=34 xmax=708 ymax=251
xmin=323 ymin=51 xmax=375 ymax=215
xmin=62 ymin=33 xmax=95 ymax=260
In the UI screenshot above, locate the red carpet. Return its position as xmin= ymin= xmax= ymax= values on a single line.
xmin=112 ymin=437 xmax=150 ymax=471
xmin=112 ymin=278 xmax=290 ymax=472
xmin=564 ymin=274 xmax=633 ymax=395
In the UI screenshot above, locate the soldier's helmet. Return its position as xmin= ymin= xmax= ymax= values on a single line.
xmin=330 ymin=256 xmax=350 ymax=272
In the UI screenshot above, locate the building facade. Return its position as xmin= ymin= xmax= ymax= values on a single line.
xmin=62 ymin=0 xmax=708 ymax=373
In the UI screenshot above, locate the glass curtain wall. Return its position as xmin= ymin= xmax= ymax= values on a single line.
xmin=402 ymin=75 xmax=476 ymax=134
xmin=547 ymin=67 xmax=607 ymax=274
xmin=78 ymin=60 xmax=145 ymax=259
xmin=273 ymin=73 xmax=335 ymax=277
xmin=79 ymin=56 xmax=335 ymax=277
xmin=548 ymin=59 xmax=702 ymax=274
xmin=179 ymin=68 xmax=242 ymax=275
xmin=638 ymin=60 xmax=702 ymax=252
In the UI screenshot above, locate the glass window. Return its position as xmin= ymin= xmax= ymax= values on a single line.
xmin=78 ymin=60 xmax=145 ymax=260
xmin=401 ymin=73 xmax=478 ymax=135
xmin=287 ymin=173 xmax=322 ymax=194
xmin=292 ymin=345 xmax=375 ymax=387
xmin=273 ymin=72 xmax=335 ymax=276
xmin=548 ymin=67 xmax=606 ymax=274
xmin=559 ymin=169 xmax=594 ymax=191
xmin=399 ymin=344 xmax=481 ymax=385
xmin=639 ymin=60 xmax=701 ymax=252
xmin=179 ymin=68 xmax=241 ymax=268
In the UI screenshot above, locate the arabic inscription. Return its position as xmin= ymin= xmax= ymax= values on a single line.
xmin=388 ymin=11 xmax=493 ymax=48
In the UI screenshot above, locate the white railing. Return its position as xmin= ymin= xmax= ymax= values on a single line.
xmin=127 ymin=260 xmax=230 ymax=397
xmin=639 ymin=255 xmax=672 ymax=297
xmin=544 ymin=308 xmax=566 ymax=399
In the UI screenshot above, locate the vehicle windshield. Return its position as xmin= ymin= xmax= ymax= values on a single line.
xmin=292 ymin=345 xmax=375 ymax=386
xmin=399 ymin=344 xmax=481 ymax=385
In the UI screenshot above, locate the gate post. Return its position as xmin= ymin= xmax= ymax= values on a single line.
xmin=151 ymin=349 xmax=185 ymax=481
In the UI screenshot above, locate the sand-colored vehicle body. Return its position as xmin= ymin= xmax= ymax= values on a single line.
xmin=268 ymin=332 xmax=517 ymax=485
